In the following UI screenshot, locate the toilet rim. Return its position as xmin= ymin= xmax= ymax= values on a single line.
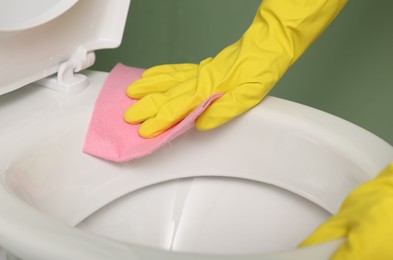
xmin=0 ymin=183 xmax=343 ymax=260
xmin=3 ymin=93 xmax=393 ymax=229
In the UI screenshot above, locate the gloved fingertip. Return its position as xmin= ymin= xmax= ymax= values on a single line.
xmin=137 ymin=128 xmax=154 ymax=138
xmin=195 ymin=116 xmax=221 ymax=131
xmin=126 ymin=85 xmax=144 ymax=99
xmin=298 ymin=219 xmax=348 ymax=248
xmin=195 ymin=103 xmax=236 ymax=131
xmin=298 ymin=236 xmax=324 ymax=247
xmin=138 ymin=123 xmax=162 ymax=139
xmin=123 ymin=115 xmax=139 ymax=125
xmin=123 ymin=107 xmax=143 ymax=124
xmin=195 ymin=121 xmax=213 ymax=131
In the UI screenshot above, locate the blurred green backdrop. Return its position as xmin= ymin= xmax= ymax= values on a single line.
xmin=92 ymin=0 xmax=393 ymax=145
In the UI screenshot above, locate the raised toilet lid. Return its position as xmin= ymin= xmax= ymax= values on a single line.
xmin=0 ymin=0 xmax=130 ymax=95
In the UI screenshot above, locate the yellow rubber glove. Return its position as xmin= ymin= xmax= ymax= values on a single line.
xmin=124 ymin=0 xmax=348 ymax=138
xmin=300 ymin=161 xmax=393 ymax=260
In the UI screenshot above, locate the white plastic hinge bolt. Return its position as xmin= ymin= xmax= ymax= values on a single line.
xmin=38 ymin=47 xmax=96 ymax=94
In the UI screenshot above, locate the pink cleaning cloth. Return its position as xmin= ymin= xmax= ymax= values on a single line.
xmin=83 ymin=63 xmax=221 ymax=162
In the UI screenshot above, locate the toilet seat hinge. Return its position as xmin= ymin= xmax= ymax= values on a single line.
xmin=37 ymin=47 xmax=96 ymax=94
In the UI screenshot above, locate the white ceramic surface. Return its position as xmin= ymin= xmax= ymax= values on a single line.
xmin=0 ymin=0 xmax=130 ymax=95
xmin=0 ymin=70 xmax=392 ymax=259
xmin=0 ymin=0 xmax=77 ymax=31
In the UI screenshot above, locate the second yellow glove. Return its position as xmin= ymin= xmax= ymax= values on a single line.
xmin=300 ymin=162 xmax=393 ymax=260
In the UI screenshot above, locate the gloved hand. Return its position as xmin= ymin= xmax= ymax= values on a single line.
xmin=124 ymin=0 xmax=348 ymax=138
xmin=300 ymin=161 xmax=393 ymax=260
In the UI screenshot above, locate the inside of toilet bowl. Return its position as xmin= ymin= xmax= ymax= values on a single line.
xmin=1 ymin=80 xmax=371 ymax=255
xmin=0 ymin=104 xmax=354 ymax=255
xmin=2 ymin=136 xmax=332 ymax=256
xmin=2 ymin=129 xmax=333 ymax=256
xmin=75 ymin=177 xmax=331 ymax=255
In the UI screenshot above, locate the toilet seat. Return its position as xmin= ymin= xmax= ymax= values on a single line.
xmin=1 ymin=0 xmax=393 ymax=259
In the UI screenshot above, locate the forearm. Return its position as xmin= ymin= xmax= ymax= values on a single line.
xmin=245 ymin=0 xmax=348 ymax=65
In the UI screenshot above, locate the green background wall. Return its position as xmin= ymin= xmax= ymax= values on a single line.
xmin=92 ymin=0 xmax=393 ymax=145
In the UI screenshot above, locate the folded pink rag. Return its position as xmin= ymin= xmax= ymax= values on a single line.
xmin=83 ymin=63 xmax=221 ymax=162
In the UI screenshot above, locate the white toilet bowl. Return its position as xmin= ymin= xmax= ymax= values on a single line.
xmin=1 ymin=1 xmax=393 ymax=259
xmin=1 ymin=70 xmax=393 ymax=260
